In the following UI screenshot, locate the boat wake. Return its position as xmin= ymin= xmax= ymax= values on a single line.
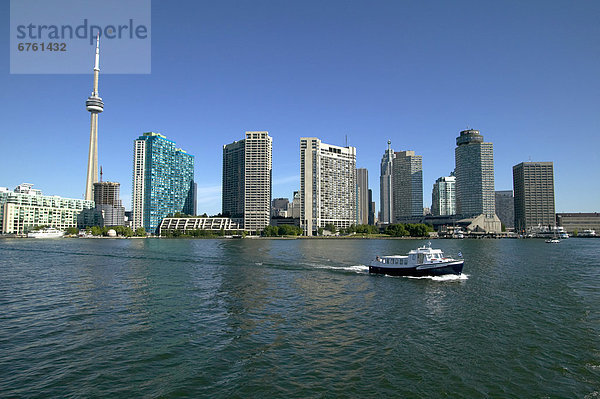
xmin=401 ymin=274 xmax=469 ymax=282
xmin=310 ymin=264 xmax=370 ymax=274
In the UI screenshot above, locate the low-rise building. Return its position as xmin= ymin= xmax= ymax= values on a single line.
xmin=0 ymin=183 xmax=95 ymax=234
xmin=556 ymin=213 xmax=600 ymax=234
xmin=158 ymin=217 xmax=241 ymax=236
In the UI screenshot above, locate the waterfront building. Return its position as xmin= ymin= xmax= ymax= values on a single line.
xmin=431 ymin=174 xmax=456 ymax=216
xmin=513 ymin=162 xmax=555 ymax=232
xmin=158 ymin=217 xmax=241 ymax=236
xmin=132 ymin=132 xmax=195 ymax=233
xmin=0 ymin=183 xmax=95 ymax=234
xmin=379 ymin=140 xmax=395 ymax=224
xmin=454 ymin=129 xmax=495 ymax=218
xmin=300 ymin=138 xmax=356 ymax=235
xmin=495 ymin=190 xmax=514 ymax=229
xmin=556 ymin=213 xmax=600 ymax=234
xmin=84 ymin=36 xmax=104 ymax=201
xmin=356 ymin=168 xmax=369 ymax=225
xmin=94 ymin=181 xmax=125 ymax=227
xmin=392 ymin=150 xmax=423 ymax=221
xmin=222 ymin=131 xmax=272 ymax=231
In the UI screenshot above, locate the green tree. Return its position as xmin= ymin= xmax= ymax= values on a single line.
xmin=386 ymin=224 xmax=409 ymax=237
xmin=324 ymin=223 xmax=337 ymax=234
xmin=135 ymin=227 xmax=146 ymax=237
xmin=65 ymin=227 xmax=79 ymax=235
xmin=262 ymin=225 xmax=279 ymax=237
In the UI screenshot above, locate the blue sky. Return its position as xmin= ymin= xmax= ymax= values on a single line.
xmin=1 ymin=0 xmax=599 ymax=215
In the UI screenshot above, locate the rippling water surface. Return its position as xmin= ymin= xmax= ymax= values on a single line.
xmin=1 ymin=238 xmax=599 ymax=398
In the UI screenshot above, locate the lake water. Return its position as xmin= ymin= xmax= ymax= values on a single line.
xmin=1 ymin=238 xmax=599 ymax=398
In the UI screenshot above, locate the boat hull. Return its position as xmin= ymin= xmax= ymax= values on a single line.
xmin=369 ymin=261 xmax=464 ymax=277
xmin=27 ymin=232 xmax=64 ymax=238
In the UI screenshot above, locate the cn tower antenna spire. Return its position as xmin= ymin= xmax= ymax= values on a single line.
xmin=84 ymin=34 xmax=104 ymax=201
xmin=94 ymin=34 xmax=100 ymax=69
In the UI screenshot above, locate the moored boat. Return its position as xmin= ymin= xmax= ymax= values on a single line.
xmin=27 ymin=228 xmax=65 ymax=238
xmin=370 ymin=242 xmax=463 ymax=277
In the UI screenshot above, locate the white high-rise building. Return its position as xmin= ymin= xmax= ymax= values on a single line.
xmin=431 ymin=174 xmax=456 ymax=216
xmin=222 ymin=131 xmax=272 ymax=231
xmin=300 ymin=138 xmax=356 ymax=235
xmin=379 ymin=140 xmax=395 ymax=224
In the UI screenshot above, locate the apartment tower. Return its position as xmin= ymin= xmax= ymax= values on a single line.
xmin=132 ymin=132 xmax=195 ymax=233
xmin=222 ymin=131 xmax=272 ymax=231
xmin=431 ymin=174 xmax=456 ymax=216
xmin=300 ymin=138 xmax=356 ymax=235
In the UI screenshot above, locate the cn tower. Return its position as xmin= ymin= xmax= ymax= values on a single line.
xmin=84 ymin=35 xmax=104 ymax=201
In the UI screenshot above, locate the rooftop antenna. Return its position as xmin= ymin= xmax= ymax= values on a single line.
xmin=100 ymin=166 xmax=103 ymax=182
xmin=345 ymin=134 xmax=348 ymax=147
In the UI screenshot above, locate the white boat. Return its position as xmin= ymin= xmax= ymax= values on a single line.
xmin=27 ymin=228 xmax=65 ymax=238
xmin=579 ymin=229 xmax=596 ymax=237
xmin=545 ymin=239 xmax=560 ymax=243
xmin=370 ymin=242 xmax=464 ymax=277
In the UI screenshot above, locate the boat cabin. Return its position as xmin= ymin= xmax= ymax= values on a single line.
xmin=375 ymin=244 xmax=448 ymax=266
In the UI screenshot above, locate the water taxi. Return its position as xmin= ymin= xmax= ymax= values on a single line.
xmin=370 ymin=243 xmax=464 ymax=277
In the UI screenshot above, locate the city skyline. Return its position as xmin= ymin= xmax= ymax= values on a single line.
xmin=1 ymin=1 xmax=599 ymax=216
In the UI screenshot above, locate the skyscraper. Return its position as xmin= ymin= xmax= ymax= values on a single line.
xmin=379 ymin=140 xmax=395 ymax=224
xmin=454 ymin=129 xmax=495 ymax=218
xmin=132 ymin=132 xmax=195 ymax=233
xmin=356 ymin=168 xmax=369 ymax=225
xmin=392 ymin=150 xmax=423 ymax=221
xmin=368 ymin=189 xmax=375 ymax=226
xmin=513 ymin=162 xmax=555 ymax=232
xmin=222 ymin=131 xmax=272 ymax=231
xmin=432 ymin=173 xmax=456 ymax=216
xmin=84 ymin=35 xmax=104 ymax=201
xmin=222 ymin=139 xmax=245 ymax=220
xmin=300 ymin=138 xmax=356 ymax=235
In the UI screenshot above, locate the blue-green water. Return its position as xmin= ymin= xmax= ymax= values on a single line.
xmin=0 ymin=238 xmax=599 ymax=398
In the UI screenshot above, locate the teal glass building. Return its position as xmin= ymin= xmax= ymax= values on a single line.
xmin=132 ymin=132 xmax=195 ymax=233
